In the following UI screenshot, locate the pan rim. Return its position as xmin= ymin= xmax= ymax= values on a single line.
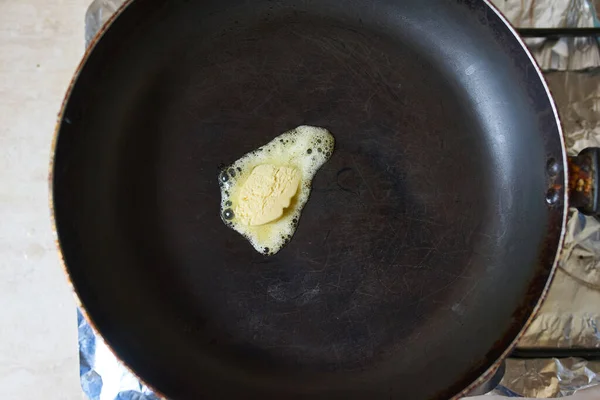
xmin=48 ymin=0 xmax=568 ymax=398
xmin=448 ymin=1 xmax=569 ymax=399
xmin=46 ymin=0 xmax=172 ymax=398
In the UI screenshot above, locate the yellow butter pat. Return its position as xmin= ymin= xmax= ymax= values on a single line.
xmin=236 ymin=165 xmax=300 ymax=226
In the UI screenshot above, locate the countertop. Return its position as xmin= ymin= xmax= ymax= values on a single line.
xmin=0 ymin=1 xmax=87 ymax=398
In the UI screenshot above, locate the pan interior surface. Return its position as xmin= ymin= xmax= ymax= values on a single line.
xmin=53 ymin=0 xmax=565 ymax=398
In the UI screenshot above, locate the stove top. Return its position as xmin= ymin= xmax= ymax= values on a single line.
xmin=75 ymin=0 xmax=600 ymax=398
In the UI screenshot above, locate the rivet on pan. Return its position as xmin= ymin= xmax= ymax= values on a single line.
xmin=545 ymin=188 xmax=560 ymax=205
xmin=546 ymin=158 xmax=561 ymax=177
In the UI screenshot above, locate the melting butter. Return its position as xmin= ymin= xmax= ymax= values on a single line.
xmin=218 ymin=125 xmax=335 ymax=255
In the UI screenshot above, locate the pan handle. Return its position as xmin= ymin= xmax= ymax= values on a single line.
xmin=568 ymin=148 xmax=600 ymax=215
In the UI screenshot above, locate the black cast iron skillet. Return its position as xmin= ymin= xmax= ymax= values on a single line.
xmin=52 ymin=0 xmax=583 ymax=398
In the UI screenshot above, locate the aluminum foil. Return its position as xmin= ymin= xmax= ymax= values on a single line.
xmin=517 ymin=73 xmax=600 ymax=350
xmin=493 ymin=358 xmax=600 ymax=398
xmin=78 ymin=310 xmax=160 ymax=400
xmin=85 ymin=0 xmax=124 ymax=46
xmin=490 ymin=0 xmax=600 ymax=71
xmin=77 ymin=0 xmax=600 ymax=398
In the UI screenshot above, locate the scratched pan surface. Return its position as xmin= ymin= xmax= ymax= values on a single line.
xmin=52 ymin=0 xmax=566 ymax=398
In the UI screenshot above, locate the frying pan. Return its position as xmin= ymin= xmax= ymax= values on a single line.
xmin=51 ymin=0 xmax=593 ymax=398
